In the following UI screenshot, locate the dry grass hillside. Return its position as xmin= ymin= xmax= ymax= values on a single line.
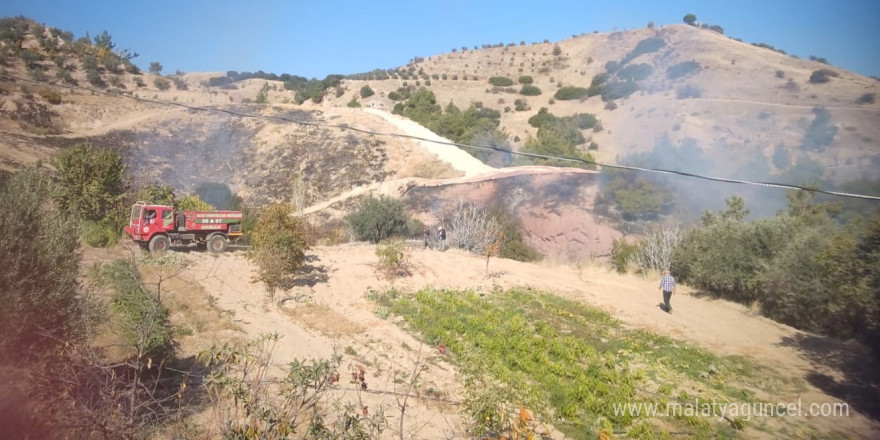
xmin=1 ymin=19 xmax=878 ymax=255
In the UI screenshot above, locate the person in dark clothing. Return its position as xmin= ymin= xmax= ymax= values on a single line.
xmin=438 ymin=225 xmax=447 ymax=251
xmin=175 ymin=210 xmax=187 ymax=231
xmin=423 ymin=225 xmax=430 ymax=249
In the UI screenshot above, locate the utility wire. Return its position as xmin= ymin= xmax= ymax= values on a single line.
xmin=4 ymin=73 xmax=879 ymax=201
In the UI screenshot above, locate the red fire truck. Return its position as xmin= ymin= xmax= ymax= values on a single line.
xmin=124 ymin=201 xmax=243 ymax=252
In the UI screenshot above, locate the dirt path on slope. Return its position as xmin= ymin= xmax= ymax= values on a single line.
xmin=362 ymin=108 xmax=493 ymax=177
xmin=183 ymin=244 xmax=878 ymax=439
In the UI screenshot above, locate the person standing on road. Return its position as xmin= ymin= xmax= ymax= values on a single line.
xmin=659 ymin=269 xmax=676 ymax=313
xmin=438 ymin=225 xmax=447 ymax=251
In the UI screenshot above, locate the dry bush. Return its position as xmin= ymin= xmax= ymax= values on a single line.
xmin=447 ymin=200 xmax=501 ymax=255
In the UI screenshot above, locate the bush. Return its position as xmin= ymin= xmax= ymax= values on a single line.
xmin=347 ymin=195 xmax=409 ymax=243
xmin=0 ymin=169 xmax=86 ymax=358
xmin=51 ymin=144 xmax=128 ymax=221
xmin=856 ymin=93 xmax=875 ymax=104
xmin=611 ymin=238 xmax=638 ymax=273
xmin=553 ymin=86 xmax=589 ymax=100
xmin=387 ymin=90 xmax=402 ymax=101
xmin=488 ymin=76 xmax=514 ymax=87
xmin=520 ymin=84 xmax=541 ymax=96
xmin=809 ymin=69 xmax=838 ymax=84
xmin=359 ymin=84 xmax=374 ymax=98
xmin=375 ymin=238 xmax=411 ymax=279
xmin=81 ymin=217 xmax=119 ymax=247
xmin=666 ymin=61 xmax=700 ymax=80
xmin=518 ymin=75 xmax=533 ymax=84
xmin=248 ymin=203 xmax=309 ymax=294
xmin=601 ymin=81 xmax=639 ymax=101
xmin=102 ymin=259 xmax=175 ymax=361
xmin=676 ymin=84 xmax=702 ymax=99
xmin=86 ymin=69 xmax=105 ymax=87
xmin=154 ymin=77 xmax=171 ymax=90
xmin=616 ymin=63 xmax=653 ymax=81
xmin=171 ymin=76 xmax=187 ymax=90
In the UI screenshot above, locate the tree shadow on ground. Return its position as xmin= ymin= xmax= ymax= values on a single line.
xmin=278 ymin=254 xmax=329 ymax=289
xmin=778 ymin=333 xmax=880 ymax=421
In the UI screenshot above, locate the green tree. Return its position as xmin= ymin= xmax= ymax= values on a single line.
xmin=347 ymin=195 xmax=409 ymax=243
xmin=248 ymin=203 xmax=309 ymax=294
xmin=137 ymin=184 xmax=176 ymax=206
xmin=51 ymin=144 xmax=129 ymax=221
xmin=149 ymin=61 xmax=162 ymax=75
xmin=683 ymin=13 xmax=697 ymax=25
xmin=359 ymin=84 xmax=374 ymax=98
xmin=175 ymin=194 xmax=215 ymax=211
xmin=0 ymin=169 xmax=87 ymax=358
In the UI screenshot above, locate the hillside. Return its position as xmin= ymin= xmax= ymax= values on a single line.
xmin=2 ymin=15 xmax=880 ymax=439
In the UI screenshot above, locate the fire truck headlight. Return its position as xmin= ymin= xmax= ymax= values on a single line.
xmin=143 ymin=227 xmax=149 ymax=233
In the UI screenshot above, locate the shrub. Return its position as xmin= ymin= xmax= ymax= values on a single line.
xmin=359 ymin=84 xmax=374 ymax=98
xmin=448 ymin=201 xmax=501 ymax=255
xmin=387 ymin=90 xmax=403 ymax=101
xmin=708 ymin=25 xmax=724 ymax=34
xmin=775 ymin=70 xmax=785 ymax=78
xmin=171 ymin=76 xmax=187 ymax=90
xmin=683 ymin=13 xmax=697 ymax=25
xmin=856 ymin=93 xmax=875 ymax=105
xmin=103 ymin=259 xmax=175 ymax=361
xmin=552 ymin=44 xmax=562 ymax=56
xmin=347 ymin=97 xmax=360 ymax=107
xmin=0 ymin=169 xmax=86 ymax=358
xmin=520 ymin=84 xmax=541 ymax=96
xmin=248 ymin=203 xmax=309 ymax=294
xmin=86 ymin=69 xmax=105 ymax=87
xmin=375 ymin=238 xmax=411 ymax=279
xmin=81 ymin=217 xmax=119 ymax=247
xmin=601 ymin=81 xmax=639 ymax=101
xmin=518 ymin=75 xmax=533 ymax=84
xmin=149 ymin=62 xmax=162 ymax=75
xmin=809 ymin=69 xmax=838 ymax=84
xmin=553 ymin=86 xmax=589 ymax=100
xmin=488 ymin=76 xmax=514 ymax=87
xmin=676 ymin=84 xmax=702 ymax=99
xmin=175 ymin=194 xmax=215 ymax=211
xmin=809 ymin=55 xmax=830 ymax=65
xmin=154 ymin=77 xmax=171 ymax=90
xmin=611 ymin=238 xmax=638 ymax=273
xmin=51 ymin=144 xmax=128 ymax=221
xmin=38 ymin=88 xmax=62 ymax=104
xmin=347 ymin=195 xmax=409 ymax=243
xmin=616 ymin=63 xmax=653 ymax=82
xmin=666 ymin=61 xmax=701 ymax=80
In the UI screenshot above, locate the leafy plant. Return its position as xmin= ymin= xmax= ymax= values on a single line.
xmin=489 ymin=76 xmax=514 ymax=87
xmin=347 ymin=195 xmax=409 ymax=243
xmin=248 ymin=203 xmax=310 ymax=295
xmin=51 ymin=143 xmax=129 ymax=221
xmin=553 ymin=86 xmax=589 ymax=100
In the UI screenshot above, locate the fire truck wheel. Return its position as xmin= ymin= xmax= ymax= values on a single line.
xmin=208 ymin=235 xmax=228 ymax=253
xmin=148 ymin=235 xmax=170 ymax=252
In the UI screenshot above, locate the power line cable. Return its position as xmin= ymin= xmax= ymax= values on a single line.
xmin=3 ymin=73 xmax=879 ymax=201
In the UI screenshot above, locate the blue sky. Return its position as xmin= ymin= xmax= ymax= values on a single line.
xmin=2 ymin=0 xmax=878 ymax=79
